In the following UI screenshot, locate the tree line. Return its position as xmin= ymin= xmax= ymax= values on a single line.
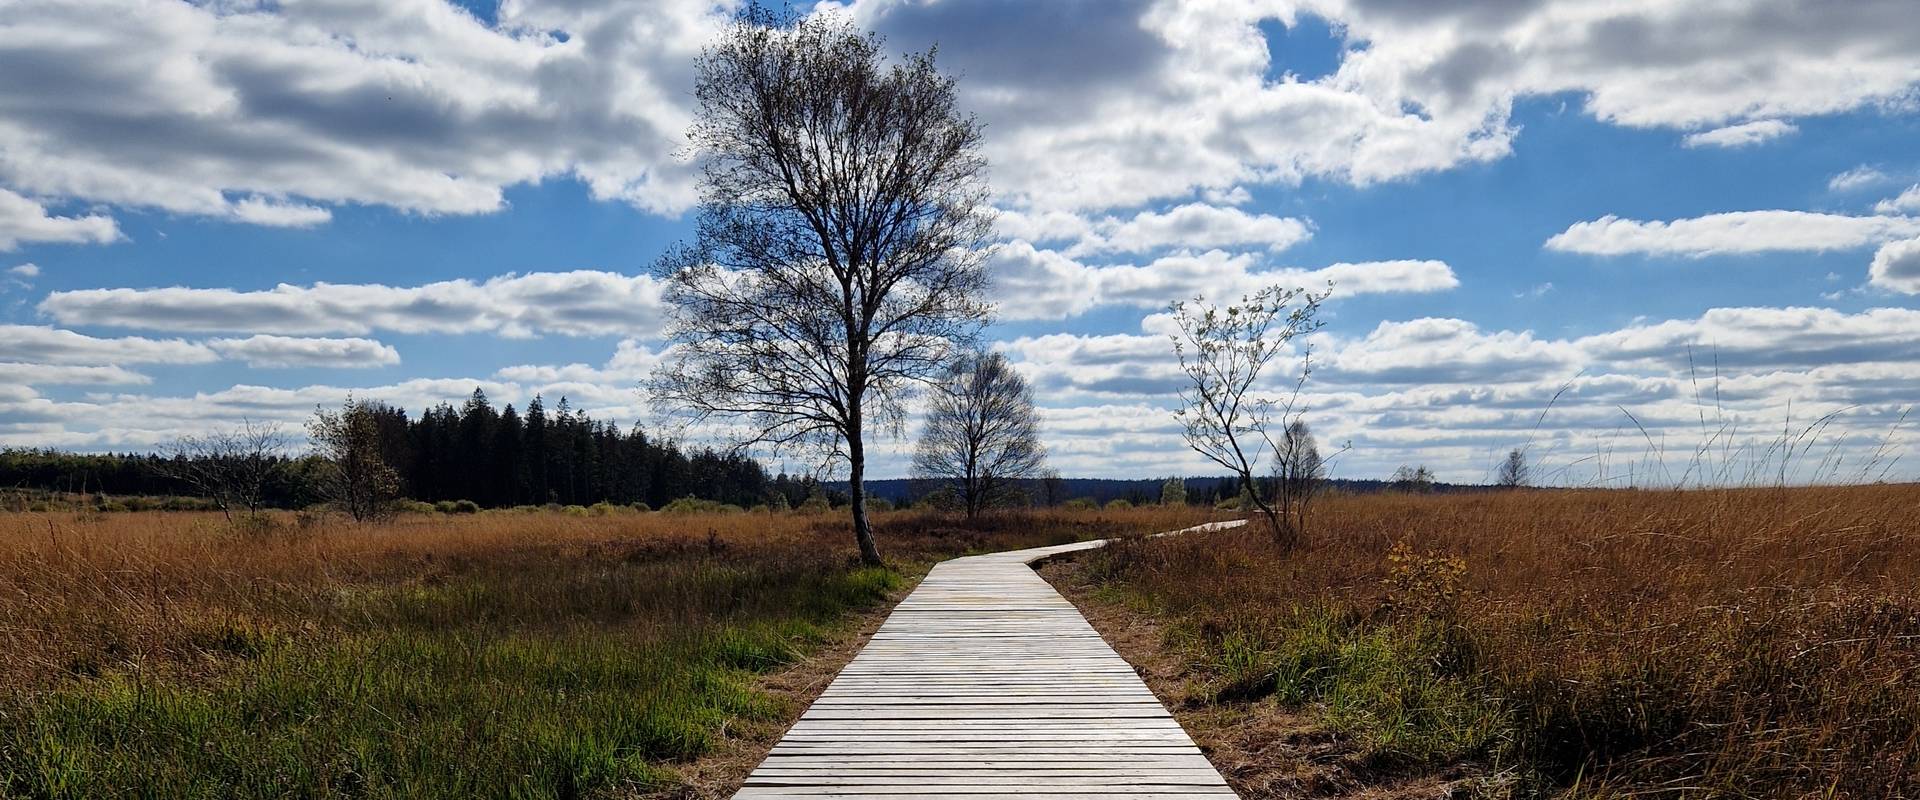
xmin=0 ymin=389 xmax=835 ymax=513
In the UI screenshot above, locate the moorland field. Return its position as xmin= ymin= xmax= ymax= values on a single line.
xmin=3 ymin=485 xmax=1915 ymax=799
xmin=0 ymin=505 xmax=1213 ymax=798
xmin=1054 ymin=484 xmax=1920 ymax=798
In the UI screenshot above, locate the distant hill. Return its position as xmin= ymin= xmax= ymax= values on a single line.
xmin=847 ymin=475 xmax=1487 ymax=506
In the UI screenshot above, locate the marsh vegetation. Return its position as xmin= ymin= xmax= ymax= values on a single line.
xmin=0 ymin=505 xmax=1214 ymax=798
xmin=1054 ymin=485 xmax=1920 ymax=798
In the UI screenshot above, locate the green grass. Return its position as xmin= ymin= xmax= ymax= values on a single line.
xmin=1 ymin=567 xmax=901 ymax=799
xmin=1176 ymin=608 xmax=1511 ymax=769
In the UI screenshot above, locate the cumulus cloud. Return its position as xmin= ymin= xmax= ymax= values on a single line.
xmin=0 ymin=324 xmax=215 ymax=365
xmin=0 ymin=378 xmax=524 ymax=450
xmin=1068 ymin=203 xmax=1313 ymax=256
xmin=1579 ymin=306 xmax=1920 ymax=371
xmin=1545 ymin=211 xmax=1920 ymax=256
xmin=988 ymin=244 xmax=1457 ymax=321
xmin=991 ymin=304 xmax=1920 ymax=480
xmin=1829 ymin=166 xmax=1891 ymax=192
xmin=999 ymin=332 xmax=1184 ymax=397
xmin=836 ymin=0 xmax=1920 ymax=211
xmin=0 ymin=362 xmax=151 ymax=386
xmin=206 ymin=335 xmax=401 ymax=368
xmin=1316 ymin=319 xmax=1583 ymax=385
xmin=0 ymin=188 xmax=118 ymax=250
xmin=230 ymin=197 xmax=333 ymax=228
xmin=0 ymin=0 xmax=718 ymax=225
xmin=1869 ymin=237 xmax=1920 ymax=294
xmin=1 ymin=0 xmax=1916 ymax=224
xmin=8 ymin=262 xmax=38 ymax=277
xmin=1877 ymin=185 xmax=1920 ymax=214
xmin=494 ymin=338 xmax=663 ymax=384
xmin=1681 ymin=119 xmax=1797 ymax=148
xmin=40 ymin=270 xmax=669 ymax=338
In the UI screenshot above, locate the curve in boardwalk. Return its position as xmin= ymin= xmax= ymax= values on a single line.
xmin=736 ymin=521 xmax=1245 ymax=799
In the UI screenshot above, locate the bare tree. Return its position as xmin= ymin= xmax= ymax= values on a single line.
xmin=911 ymin=351 xmax=1046 ymax=518
xmin=308 ymin=396 xmax=401 ymax=522
xmin=1497 ymin=448 xmax=1530 ymax=488
xmin=1169 ymin=285 xmax=1328 ymax=547
xmin=158 ymin=420 xmax=286 ymax=521
xmin=649 ymin=10 xmax=993 ymax=566
xmin=1271 ymin=419 xmax=1325 ymax=535
xmin=1040 ymin=469 xmax=1064 ymax=507
xmin=1391 ymin=464 xmax=1436 ymax=493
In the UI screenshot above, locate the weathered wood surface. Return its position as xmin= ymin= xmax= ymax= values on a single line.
xmin=735 ymin=521 xmax=1246 ymax=799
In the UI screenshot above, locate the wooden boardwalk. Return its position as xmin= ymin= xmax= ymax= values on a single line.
xmin=735 ymin=522 xmax=1244 ymax=799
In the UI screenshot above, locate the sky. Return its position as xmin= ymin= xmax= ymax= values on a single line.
xmin=3 ymin=0 xmax=1920 ymax=485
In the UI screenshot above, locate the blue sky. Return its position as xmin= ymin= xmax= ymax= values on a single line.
xmin=4 ymin=0 xmax=1920 ymax=484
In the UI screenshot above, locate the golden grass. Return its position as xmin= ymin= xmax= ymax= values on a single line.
xmin=0 ymin=504 xmax=1219 ymax=798
xmin=1078 ymin=485 xmax=1920 ymax=797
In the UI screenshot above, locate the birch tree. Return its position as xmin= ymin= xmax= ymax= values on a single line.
xmin=649 ymin=10 xmax=993 ymax=565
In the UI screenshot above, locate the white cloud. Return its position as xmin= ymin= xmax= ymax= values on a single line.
xmin=1577 ymin=306 xmax=1920 ymax=370
xmin=0 ymin=324 xmax=215 ymax=365
xmin=989 ymin=244 xmax=1457 ymax=321
xmin=1201 ymin=186 xmax=1253 ymax=206
xmin=0 ymin=362 xmax=151 ymax=386
xmin=1869 ymin=237 xmax=1920 ymax=294
xmin=494 ymin=338 xmax=662 ymax=385
xmin=838 ymin=0 xmax=1920 ymax=211
xmin=8 ymin=262 xmax=39 ymax=277
xmin=0 ymin=0 xmax=720 ymax=224
xmin=1829 ymin=166 xmax=1890 ymax=192
xmin=1309 ymin=259 xmax=1461 ymax=295
xmin=230 ymin=197 xmax=333 ymax=228
xmin=206 ymin=335 xmax=401 ymax=368
xmin=1681 ymin=119 xmax=1796 ymax=148
xmin=0 ymin=188 xmax=118 ymax=250
xmin=1316 ymin=318 xmax=1583 ymax=385
xmin=1068 ymin=203 xmax=1313 ymax=256
xmin=1876 ymin=185 xmax=1920 ymax=214
xmin=0 ymin=378 xmax=525 ymax=450
xmin=2 ymin=0 xmax=1917 ymax=223
xmin=1545 ymin=211 xmax=1920 ymax=256
xmin=40 ymin=270 xmax=669 ymax=338
xmin=989 ymin=304 xmax=1920 ymax=481
xmin=1000 ymin=332 xmax=1184 ymax=397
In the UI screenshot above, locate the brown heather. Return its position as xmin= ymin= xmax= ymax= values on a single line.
xmin=0 ymin=505 xmax=1217 ymax=798
xmin=1075 ymin=485 xmax=1920 ymax=798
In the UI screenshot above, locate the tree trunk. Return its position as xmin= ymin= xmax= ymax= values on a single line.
xmin=1245 ymin=473 xmax=1296 ymax=549
xmin=847 ymin=420 xmax=883 ymax=567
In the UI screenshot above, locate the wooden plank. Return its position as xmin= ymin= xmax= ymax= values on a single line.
xmin=732 ymin=521 xmax=1245 ymax=799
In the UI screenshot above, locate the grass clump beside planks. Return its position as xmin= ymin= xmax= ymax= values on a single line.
xmin=1073 ymin=485 xmax=1920 ymax=797
xmin=0 ymin=505 xmax=1215 ymax=798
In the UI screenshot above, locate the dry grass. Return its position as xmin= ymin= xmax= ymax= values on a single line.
xmin=0 ymin=504 xmax=1217 ymax=798
xmin=1067 ymin=485 xmax=1920 ymax=798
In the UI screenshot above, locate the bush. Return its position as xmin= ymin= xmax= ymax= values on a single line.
xmin=561 ymin=505 xmax=591 ymax=517
xmin=866 ymin=497 xmax=895 ymax=513
xmin=450 ymin=499 xmax=481 ymax=514
xmin=661 ymin=497 xmax=743 ymax=514
xmin=587 ymin=501 xmax=622 ymax=516
xmin=630 ymin=502 xmax=652 ymax=513
xmin=398 ymin=500 xmax=438 ymax=515
xmin=226 ymin=513 xmax=281 ymax=538
xmin=1104 ymin=499 xmax=1133 ymax=511
xmin=1062 ymin=498 xmax=1097 ymax=511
